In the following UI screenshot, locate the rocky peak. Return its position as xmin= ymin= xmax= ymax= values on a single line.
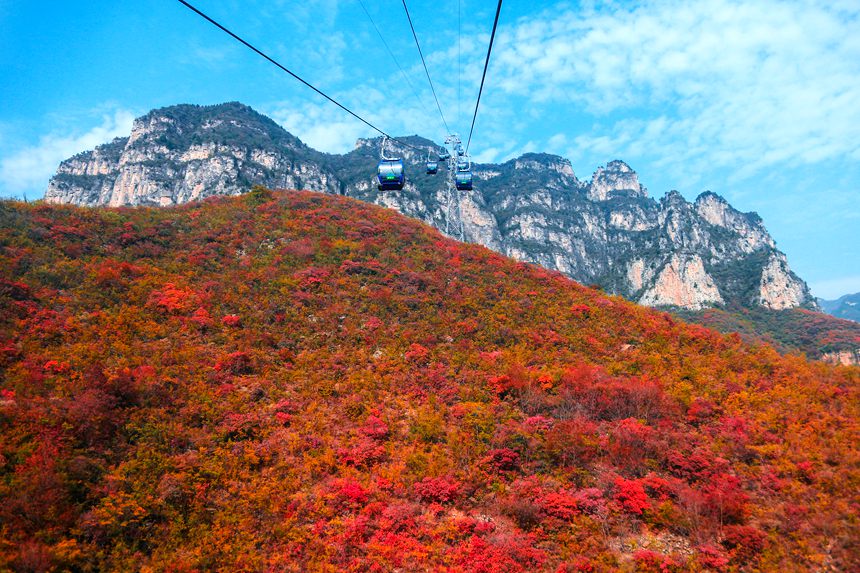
xmin=662 ymin=189 xmax=687 ymax=205
xmin=512 ymin=153 xmax=576 ymax=178
xmin=694 ymin=191 xmax=773 ymax=253
xmin=127 ymin=114 xmax=176 ymax=146
xmin=588 ymin=159 xmax=646 ymax=201
xmin=658 ymin=191 xmax=707 ymax=249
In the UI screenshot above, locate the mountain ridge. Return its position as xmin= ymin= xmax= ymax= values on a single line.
xmin=818 ymin=292 xmax=860 ymax=323
xmin=44 ymin=102 xmax=814 ymax=313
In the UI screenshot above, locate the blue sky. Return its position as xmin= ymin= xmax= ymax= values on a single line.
xmin=1 ymin=0 xmax=858 ymax=298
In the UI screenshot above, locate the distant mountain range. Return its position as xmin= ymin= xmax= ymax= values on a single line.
xmin=44 ymin=102 xmax=815 ymax=315
xmin=818 ymin=293 xmax=860 ymax=322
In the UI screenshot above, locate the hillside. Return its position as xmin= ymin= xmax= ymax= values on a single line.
xmin=1 ymin=190 xmax=857 ymax=572
xmin=674 ymin=306 xmax=860 ymax=364
xmin=44 ymin=102 xmax=814 ymax=313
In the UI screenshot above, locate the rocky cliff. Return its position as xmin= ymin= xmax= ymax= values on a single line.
xmin=44 ymin=102 xmax=815 ymax=311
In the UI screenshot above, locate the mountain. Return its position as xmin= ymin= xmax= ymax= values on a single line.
xmin=1 ymin=191 xmax=857 ymax=571
xmin=818 ymin=292 xmax=860 ymax=322
xmin=44 ymin=102 xmax=814 ymax=313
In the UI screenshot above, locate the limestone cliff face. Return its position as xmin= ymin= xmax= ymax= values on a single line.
xmin=638 ymin=254 xmax=723 ymax=310
xmin=821 ymin=348 xmax=860 ymax=366
xmin=757 ymin=252 xmax=809 ymax=310
xmin=44 ymin=102 xmax=816 ymax=311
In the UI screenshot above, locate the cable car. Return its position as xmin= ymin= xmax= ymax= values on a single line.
xmin=377 ymin=159 xmax=405 ymax=190
xmin=455 ymin=143 xmax=465 ymax=156
xmin=455 ymin=170 xmax=473 ymax=191
xmin=438 ymin=148 xmax=450 ymax=161
xmin=377 ymin=135 xmax=405 ymax=190
xmin=457 ymin=159 xmax=470 ymax=172
xmin=426 ymin=150 xmax=438 ymax=174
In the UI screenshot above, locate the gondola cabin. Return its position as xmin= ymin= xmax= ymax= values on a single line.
xmin=455 ymin=170 xmax=473 ymax=191
xmin=377 ymin=159 xmax=405 ymax=191
xmin=426 ymin=161 xmax=438 ymax=174
xmin=456 ymin=144 xmax=465 ymax=156
xmin=438 ymin=148 xmax=451 ymax=161
xmin=457 ymin=159 xmax=470 ymax=172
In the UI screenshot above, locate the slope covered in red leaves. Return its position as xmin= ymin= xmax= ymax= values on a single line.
xmin=0 ymin=189 xmax=857 ymax=572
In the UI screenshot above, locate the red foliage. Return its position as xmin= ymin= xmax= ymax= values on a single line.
xmin=0 ymin=279 xmax=33 ymax=300
xmin=404 ymin=343 xmax=430 ymax=363
xmin=338 ymin=438 xmax=386 ymax=468
xmin=701 ymin=473 xmax=748 ymax=524
xmin=695 ymin=544 xmax=730 ymax=571
xmin=361 ymin=415 xmax=390 ymax=440
xmin=559 ymin=366 xmax=667 ymax=422
xmin=541 ymin=491 xmax=580 ymax=521
xmin=451 ymin=534 xmax=546 ymax=573
xmin=572 ymin=488 xmax=606 ymax=515
xmin=570 ymin=304 xmax=591 ymax=317
xmin=686 ymin=398 xmax=719 ymax=425
xmin=482 ymin=448 xmax=520 ymax=472
xmin=148 ymin=283 xmax=198 ymax=314
xmin=609 ymin=417 xmax=657 ymax=469
xmin=214 ymin=351 xmax=254 ymax=374
xmin=558 ymin=557 xmax=596 ymax=572
xmin=221 ymin=314 xmax=242 ymax=327
xmin=544 ymin=417 xmax=600 ymax=465
xmin=614 ymin=477 xmax=650 ymax=515
xmin=189 ymin=306 xmax=214 ymax=328
xmin=413 ymin=476 xmax=461 ymax=504
xmin=721 ymin=524 xmax=766 ymax=562
xmin=633 ymin=550 xmax=679 ymax=573
xmin=335 ymin=478 xmax=370 ymax=508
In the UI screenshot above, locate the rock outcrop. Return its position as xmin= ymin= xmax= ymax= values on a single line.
xmin=821 ymin=348 xmax=860 ymax=366
xmin=44 ymin=102 xmax=816 ymax=311
xmin=758 ymin=252 xmax=809 ymax=310
xmin=639 ymin=254 xmax=724 ymax=310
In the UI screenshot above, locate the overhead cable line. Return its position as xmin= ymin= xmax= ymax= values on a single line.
xmin=356 ymin=0 xmax=431 ymax=120
xmin=400 ymin=0 xmax=451 ymax=135
xmin=466 ymin=0 xmax=503 ymax=153
xmin=175 ymin=0 xmax=421 ymax=151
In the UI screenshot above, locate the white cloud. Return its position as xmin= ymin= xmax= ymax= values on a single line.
xmin=266 ymin=81 xmax=445 ymax=154
xmin=0 ymin=109 xmax=134 ymax=198
xmin=491 ymin=0 xmax=860 ymax=182
xmin=272 ymin=103 xmax=369 ymax=153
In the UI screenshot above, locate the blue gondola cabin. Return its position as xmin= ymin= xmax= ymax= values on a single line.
xmin=455 ymin=171 xmax=472 ymax=191
xmin=377 ymin=159 xmax=405 ymax=190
